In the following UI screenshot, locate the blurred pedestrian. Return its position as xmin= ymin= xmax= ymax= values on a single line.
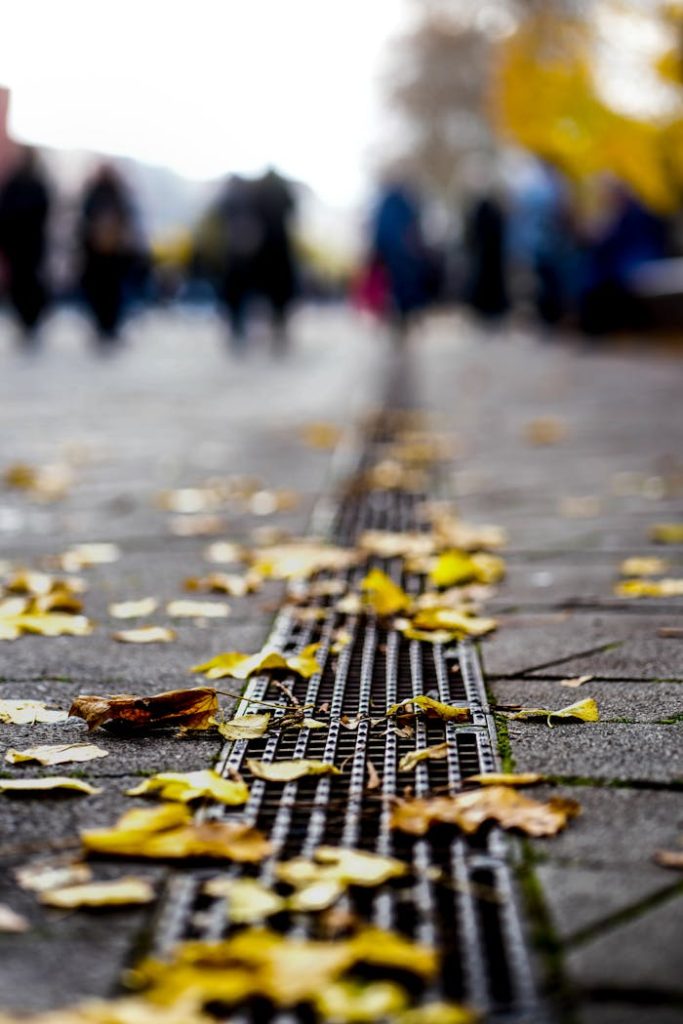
xmin=0 ymin=146 xmax=51 ymax=339
xmin=254 ymin=168 xmax=297 ymax=352
xmin=78 ymin=165 xmax=141 ymax=341
xmin=464 ymin=193 xmax=509 ymax=320
xmin=213 ymin=175 xmax=264 ymax=351
xmin=369 ymin=179 xmax=431 ymax=339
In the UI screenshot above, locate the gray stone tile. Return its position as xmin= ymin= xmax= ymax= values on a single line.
xmin=491 ymin=679 xmax=683 ymax=724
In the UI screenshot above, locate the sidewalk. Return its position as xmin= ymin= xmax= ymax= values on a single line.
xmin=0 ymin=306 xmax=682 ymax=1023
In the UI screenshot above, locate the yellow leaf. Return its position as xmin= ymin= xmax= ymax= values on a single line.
xmin=0 ymin=604 xmax=93 ymax=640
xmin=5 ymin=743 xmax=108 ymax=766
xmin=248 ymin=489 xmax=299 ymax=516
xmin=192 ymin=642 xmax=321 ymax=681
xmin=126 ymin=770 xmax=248 ymax=806
xmin=0 ymin=699 xmax=69 ymax=725
xmin=109 ymin=598 xmax=159 ymax=619
xmin=391 ymin=788 xmax=580 ymax=837
xmin=465 ymin=773 xmax=543 ymax=786
xmin=0 ymin=777 xmax=101 ymax=795
xmin=0 ymin=904 xmax=29 ymax=933
xmin=360 ymin=568 xmax=412 ymax=616
xmin=276 ymin=846 xmax=407 ymax=893
xmin=203 ymin=540 xmax=246 ymax=564
xmin=157 ymin=487 xmax=221 ymax=514
xmin=408 ymin=608 xmax=497 ymax=637
xmin=251 ymin=540 xmax=357 ymax=581
xmin=399 ymin=742 xmax=449 ymax=772
xmin=6 ymin=570 xmax=85 ymax=597
xmin=509 ymin=698 xmax=599 ymax=726
xmin=388 ymin=696 xmax=469 ymax=723
xmin=165 ymin=600 xmax=230 ymax=618
xmin=203 ymin=877 xmax=286 ymax=923
xmin=358 ymin=530 xmax=435 ymax=559
xmin=316 ymin=980 xmax=408 ymax=1022
xmin=69 ymin=687 xmax=218 ymax=732
xmin=15 ymin=860 xmax=92 ymax=892
xmin=399 ymin=626 xmax=460 ymax=645
xmin=39 ymin=877 xmax=155 ymax=908
xmin=651 ymin=523 xmax=683 ymax=544
xmin=0 ymin=998 xmax=214 ymax=1023
xmin=428 ymin=551 xmax=505 ymax=588
xmin=246 ymin=758 xmax=340 ymax=781
xmin=3 ymin=462 xmax=73 ymax=501
xmin=184 ymin=571 xmax=261 ymax=596
xmin=396 ymin=1002 xmax=479 ymax=1024
xmin=82 ymin=805 xmax=271 ymax=862
xmin=113 ymin=626 xmax=176 ymax=643
xmin=620 ymin=556 xmax=670 ymax=577
xmin=217 ymin=713 xmax=271 ymax=740
xmin=55 ymin=543 xmax=120 ymax=572
xmin=428 ymin=513 xmax=507 ymax=551
xmin=614 ymin=578 xmax=683 ymax=598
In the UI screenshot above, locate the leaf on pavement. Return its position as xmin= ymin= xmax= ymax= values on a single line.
xmin=185 ymin=571 xmax=261 ymax=596
xmin=650 ymin=523 xmax=683 ymax=544
xmin=3 ymin=461 xmax=73 ymax=501
xmin=112 ymin=626 xmax=176 ymax=643
xmin=0 ymin=777 xmax=101 ymax=796
xmin=508 ymin=698 xmax=599 ymax=726
xmin=0 ymin=603 xmax=93 ymax=641
xmin=168 ymin=513 xmax=227 ymax=537
xmin=82 ymin=804 xmax=271 ymax=862
xmin=217 ymin=713 xmax=271 ymax=740
xmin=428 ymin=551 xmax=505 ymax=588
xmin=39 ymin=876 xmax=155 ymax=908
xmin=653 ymin=848 xmax=683 ymax=870
xmin=428 ymin=513 xmax=507 ymax=552
xmin=0 ymin=904 xmax=29 ymax=933
xmin=276 ymin=846 xmax=407 ymax=895
xmin=358 ymin=530 xmax=435 ymax=559
xmin=391 ymin=787 xmax=580 ymax=837
xmin=203 ymin=877 xmax=287 ymax=923
xmin=109 ymin=598 xmax=159 ymax=619
xmin=399 ymin=742 xmax=449 ymax=772
xmin=388 ymin=696 xmax=469 ymax=723
xmin=15 ymin=859 xmax=92 ymax=892
xmin=614 ymin=578 xmax=683 ymax=598
xmin=126 ymin=769 xmax=248 ymax=805
xmin=203 ymin=540 xmax=247 ymax=564
xmin=360 ymin=568 xmax=412 ymax=616
xmin=246 ymin=758 xmax=340 ymax=782
xmin=0 ymin=997 xmax=213 ymax=1023
xmin=619 ymin=556 xmax=670 ymax=577
xmin=54 ymin=543 xmax=120 ymax=572
xmin=251 ymin=540 xmax=357 ymax=580
xmin=465 ymin=772 xmax=543 ymax=786
xmin=5 ymin=743 xmax=108 ymax=766
xmin=69 ymin=687 xmax=218 ymax=732
xmin=396 ymin=1002 xmax=480 ymax=1024
xmin=156 ymin=487 xmax=221 ymax=514
xmin=0 ymin=699 xmax=69 ymax=725
xmin=559 ymin=674 xmax=594 ymax=689
xmin=192 ymin=642 xmax=321 ymax=681
xmin=405 ymin=607 xmax=497 ymax=638
xmin=5 ymin=569 xmax=86 ymax=597
xmin=165 ymin=600 xmax=230 ymax=618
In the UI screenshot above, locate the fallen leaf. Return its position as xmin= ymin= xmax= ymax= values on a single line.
xmin=246 ymin=758 xmax=340 ymax=782
xmin=55 ymin=543 xmax=120 ymax=572
xmin=5 ymin=743 xmax=108 ymax=766
xmin=113 ymin=626 xmax=176 ymax=643
xmin=523 ymin=417 xmax=568 ymax=446
xmin=316 ymin=979 xmax=408 ymax=1022
xmin=276 ymin=846 xmax=407 ymax=892
xmin=388 ymin=696 xmax=469 ymax=723
xmin=5 ymin=570 xmax=85 ymax=597
xmin=40 ymin=877 xmax=155 ymax=908
xmin=165 ymin=600 xmax=230 ymax=618
xmin=396 ymin=1002 xmax=479 ymax=1024
xmin=428 ymin=551 xmax=505 ymax=588
xmin=0 ymin=605 xmax=93 ymax=641
xmin=184 ymin=571 xmax=261 ymax=596
xmin=428 ymin=513 xmax=507 ymax=551
xmin=614 ymin=578 xmax=683 ymax=598
xmin=619 ymin=557 xmax=670 ymax=577
xmin=69 ymin=687 xmax=218 ymax=732
xmin=156 ymin=487 xmax=221 ymax=514
xmin=217 ymin=712 xmax=271 ymax=740
xmin=399 ymin=626 xmax=461 ymax=645
xmin=192 ymin=642 xmax=321 ymax=681
xmin=203 ymin=540 xmax=246 ymax=564
xmin=204 ymin=877 xmax=287 ymax=923
xmin=82 ymin=804 xmax=271 ymax=862
xmin=361 ymin=459 xmax=427 ymax=492
xmin=0 ymin=998 xmax=213 ymax=1023
xmin=0 ymin=904 xmax=29 ymax=932
xmin=465 ymin=772 xmax=543 ymax=786
xmin=658 ymin=627 xmax=683 ymax=638
xmin=391 ymin=787 xmax=580 ymax=837
xmin=407 ymin=607 xmax=497 ymax=638
xmin=0 ymin=777 xmax=101 ymax=796
xmin=358 ymin=530 xmax=435 ymax=559
xmin=559 ymin=674 xmax=594 ymax=689
xmin=299 ymin=421 xmax=343 ymax=449
xmin=15 ymin=859 xmax=92 ymax=892
xmin=248 ymin=489 xmax=299 ymax=516
xmin=650 ymin=523 xmax=683 ymax=544
xmin=331 ymin=627 xmax=353 ymax=654
xmin=168 ymin=513 xmax=227 ymax=537
xmin=0 ymin=699 xmax=69 ymax=725
xmin=109 ymin=598 xmax=159 ymax=619
xmin=250 ymin=540 xmax=357 ymax=580
xmin=653 ymin=848 xmax=683 ymax=870
xmin=127 ymin=769 xmax=248 ymax=805
xmin=4 ymin=462 xmax=73 ymax=501
xmin=360 ymin=568 xmax=412 ymax=616
xmin=399 ymin=743 xmax=449 ymax=772
xmin=508 ymin=698 xmax=599 ymax=726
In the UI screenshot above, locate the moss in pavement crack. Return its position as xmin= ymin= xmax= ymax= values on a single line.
xmin=493 ymin=711 xmax=516 ymax=772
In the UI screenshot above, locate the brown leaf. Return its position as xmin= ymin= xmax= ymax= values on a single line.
xmin=391 ymin=787 xmax=580 ymax=837
xmin=653 ymin=848 xmax=683 ymax=870
xmin=69 ymin=687 xmax=219 ymax=733
xmin=0 ymin=903 xmax=29 ymax=932
xmin=112 ymin=626 xmax=176 ymax=643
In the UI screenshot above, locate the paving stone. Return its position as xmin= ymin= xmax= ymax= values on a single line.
xmin=577 ymin=1002 xmax=683 ymax=1024
xmin=491 ymin=678 xmax=683 ymax=724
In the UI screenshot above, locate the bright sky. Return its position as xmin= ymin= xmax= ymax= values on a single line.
xmin=0 ymin=0 xmax=408 ymax=206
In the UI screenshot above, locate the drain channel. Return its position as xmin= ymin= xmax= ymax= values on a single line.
xmin=151 ymin=417 xmax=542 ymax=1023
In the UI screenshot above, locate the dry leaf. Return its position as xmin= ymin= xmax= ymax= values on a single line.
xmin=658 ymin=627 xmax=683 ymax=638
xmin=508 ymin=698 xmax=599 ymax=726
xmin=5 ymin=569 xmax=85 ymax=597
xmin=217 ymin=713 xmax=271 ymax=740
xmin=428 ymin=551 xmax=505 ymax=588
xmin=109 ymin=598 xmax=159 ymax=619
xmin=127 ymin=769 xmax=248 ymax=806
xmin=0 ymin=604 xmax=93 ymax=641
xmin=15 ymin=859 xmax=92 ymax=893
xmin=399 ymin=742 xmax=449 ymax=772
xmin=0 ymin=699 xmax=69 ymax=725
xmin=427 ymin=513 xmax=507 ymax=552
xmin=250 ymin=540 xmax=357 ymax=580
xmin=157 ymin=487 xmax=221 ymax=514
xmin=204 ymin=877 xmax=287 ymax=923
xmin=559 ymin=675 xmax=594 ymax=689
xmin=619 ymin=557 xmax=670 ymax=577
xmin=277 ymin=847 xmax=406 ymax=893
xmin=465 ymin=772 xmax=543 ymax=786
xmin=650 ymin=523 xmax=683 ymax=544
xmin=246 ymin=758 xmax=340 ymax=782
xmin=185 ymin=571 xmax=261 ymax=596
xmin=248 ymin=489 xmax=299 ymax=516
xmin=203 ymin=540 xmax=246 ymax=564
xmin=523 ymin=417 xmax=568 ymax=445
xmin=316 ymin=980 xmax=408 ymax=1022
xmin=0 ymin=998 xmax=212 ymax=1023
xmin=192 ymin=642 xmax=321 ymax=681
xmin=69 ymin=687 xmax=218 ymax=732
xmin=614 ymin=578 xmax=683 ymax=598
xmin=399 ymin=626 xmax=461 ymax=645
xmin=396 ymin=1002 xmax=479 ymax=1024
xmin=166 ymin=600 xmax=230 ymax=618
xmin=388 ymin=696 xmax=468 ymax=723
xmin=5 ymin=743 xmax=108 ymax=766
xmin=407 ymin=607 xmax=497 ymax=638
xmin=0 ymin=777 xmax=101 ymax=796
xmin=360 ymin=568 xmax=412 ymax=616
xmin=168 ymin=513 xmax=226 ymax=537
xmin=653 ymin=848 xmax=683 ymax=870
xmin=391 ymin=787 xmax=580 ymax=837
xmin=40 ymin=876 xmax=155 ymax=908
xmin=358 ymin=530 xmax=435 ymax=559
xmin=331 ymin=627 xmax=352 ymax=654
xmin=113 ymin=626 xmax=176 ymax=643
xmin=4 ymin=462 xmax=73 ymax=501
xmin=82 ymin=804 xmax=270 ymax=862
xmin=0 ymin=904 xmax=29 ymax=933
xmin=55 ymin=543 xmax=120 ymax=572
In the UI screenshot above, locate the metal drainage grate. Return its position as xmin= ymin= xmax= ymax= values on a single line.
xmin=151 ymin=431 xmax=542 ymax=1023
